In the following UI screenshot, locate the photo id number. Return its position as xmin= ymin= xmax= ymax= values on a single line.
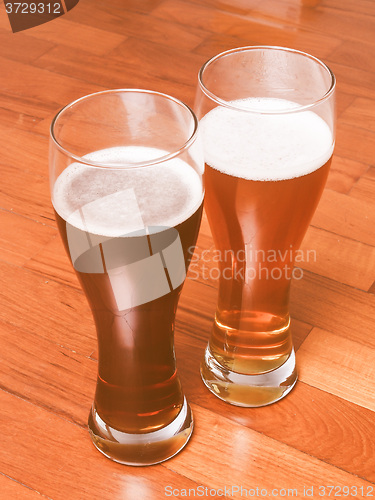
xmin=5 ymin=3 xmax=62 ymax=14
xmin=319 ymin=485 xmax=373 ymax=496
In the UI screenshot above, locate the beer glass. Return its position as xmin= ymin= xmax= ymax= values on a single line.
xmin=49 ymin=89 xmax=204 ymax=464
xmin=195 ymin=47 xmax=335 ymax=407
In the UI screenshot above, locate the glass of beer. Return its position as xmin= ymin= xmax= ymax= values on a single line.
xmin=195 ymin=46 xmax=335 ymax=407
xmin=49 ymin=89 xmax=204 ymax=464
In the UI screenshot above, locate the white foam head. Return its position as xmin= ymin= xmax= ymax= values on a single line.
xmin=201 ymin=98 xmax=334 ymax=181
xmin=53 ymin=146 xmax=203 ymax=237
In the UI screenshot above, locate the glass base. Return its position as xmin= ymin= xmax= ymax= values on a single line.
xmin=201 ymin=347 xmax=297 ymax=407
xmin=88 ymin=397 xmax=193 ymax=466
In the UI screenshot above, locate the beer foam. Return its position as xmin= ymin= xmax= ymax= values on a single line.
xmin=201 ymin=98 xmax=334 ymax=181
xmin=53 ymin=146 xmax=203 ymax=237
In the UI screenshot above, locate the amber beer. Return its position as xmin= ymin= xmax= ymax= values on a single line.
xmin=199 ymin=95 xmax=334 ymax=405
xmin=52 ymin=145 xmax=203 ymax=463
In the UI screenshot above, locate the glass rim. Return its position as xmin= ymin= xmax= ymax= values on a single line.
xmin=50 ymin=88 xmax=199 ymax=169
xmin=198 ymin=45 xmax=336 ymax=115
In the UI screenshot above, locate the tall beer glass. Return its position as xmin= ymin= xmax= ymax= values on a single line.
xmin=50 ymin=89 xmax=204 ymax=464
xmin=195 ymin=47 xmax=335 ymax=407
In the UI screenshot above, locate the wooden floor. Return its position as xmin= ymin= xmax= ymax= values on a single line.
xmin=1 ymin=0 xmax=374 ymax=498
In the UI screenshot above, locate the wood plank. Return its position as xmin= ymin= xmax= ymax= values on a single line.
xmin=153 ymin=0 xmax=240 ymax=34
xmin=0 ymin=30 xmax=54 ymax=64
xmin=311 ymin=188 xmax=375 ymax=246
xmin=224 ymin=18 xmax=340 ymax=59
xmin=300 ymin=225 xmax=375 ymax=290
xmin=329 ymin=40 xmax=375 ymax=75
xmin=65 ymin=4 xmax=204 ymax=52
xmin=298 ymin=327 xmax=375 ymax=411
xmin=33 ymin=45 xmax=195 ymax=110
xmin=193 ymin=33 xmax=261 ymax=60
xmin=1 ymin=283 xmax=372 ymax=485
xmin=290 ymin=270 xmax=375 ymax=348
xmin=321 ymin=0 xmax=375 ymax=16
xmin=0 ymin=390 xmax=203 ymax=500
xmin=328 ymin=61 xmax=375 ymax=101
xmin=349 ymin=177 xmax=375 ymax=205
xmin=0 ymin=106 xmax=42 ymax=132
xmin=108 ymin=37 xmax=205 ymax=97
xmin=187 ymin=0 xmax=262 ymax=15
xmin=270 ymin=0 xmax=375 ymax=16
xmin=325 ymin=155 xmax=369 ymax=194
xmin=0 ymin=92 xmax=56 ymax=123
xmin=249 ymin=1 xmax=375 ymax=44
xmin=340 ymin=97 xmax=375 ymax=133
xmin=0 ymin=473 xmax=44 ymax=500
xmin=334 ymin=122 xmax=375 ymax=165
xmin=22 ymin=18 xmax=126 ymax=56
xmin=0 ymin=128 xmax=50 ymax=175
xmin=0 ymin=164 xmax=53 ymax=225
xmin=364 ymin=166 xmax=375 ymax=180
xmin=89 ymin=0 xmax=166 ymax=14
xmin=335 ymin=91 xmax=356 ymax=118
xmin=174 ymin=341 xmax=375 ymax=483
xmin=7 ymin=316 xmax=373 ymax=492
xmin=0 ymin=210 xmax=56 ymax=267
xmin=165 ymin=403 xmax=374 ymax=496
xmin=24 ymin=234 xmax=79 ymax=289
xmin=0 ymin=322 xmax=95 ymax=427
xmin=0 ymin=56 xmax=104 ymax=114
xmin=0 ymin=261 xmax=96 ymax=356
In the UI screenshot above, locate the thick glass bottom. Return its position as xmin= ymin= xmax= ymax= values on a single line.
xmin=201 ymin=346 xmax=297 ymax=407
xmin=88 ymin=397 xmax=193 ymax=466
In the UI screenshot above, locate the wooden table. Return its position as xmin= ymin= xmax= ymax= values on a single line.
xmin=0 ymin=0 xmax=374 ymax=498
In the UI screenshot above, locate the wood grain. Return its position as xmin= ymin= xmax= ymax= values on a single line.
xmin=298 ymin=327 xmax=375 ymax=411
xmin=0 ymin=321 xmax=95 ymax=427
xmin=24 ymin=234 xmax=80 ymax=289
xmin=0 ymin=163 xmax=53 ymax=224
xmin=0 ymin=210 xmax=56 ymax=266
xmin=324 ymin=155 xmax=369 ymax=194
xmin=0 ymin=390 xmax=204 ymax=500
xmin=178 ymin=360 xmax=375 ymax=482
xmin=340 ymin=97 xmax=375 ymax=133
xmin=350 ymin=177 xmax=375 ymax=205
xmin=0 ymin=473 xmax=43 ymax=499
xmin=0 ymin=30 xmax=53 ymax=64
xmin=0 ymin=0 xmax=374 ymax=497
xmin=33 ymin=45 xmax=195 ymax=108
xmin=109 ymin=37 xmax=204 ymax=96
xmin=290 ymin=271 xmax=375 ymax=348
xmin=165 ymin=404 xmax=374 ymax=496
xmin=0 ymin=56 xmax=102 ymax=117
xmin=20 ymin=18 xmax=127 ymax=56
xmin=0 ymin=261 xmax=95 ymax=356
xmin=311 ymin=188 xmax=375 ymax=246
xmin=300 ymin=225 xmax=375 ymax=290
